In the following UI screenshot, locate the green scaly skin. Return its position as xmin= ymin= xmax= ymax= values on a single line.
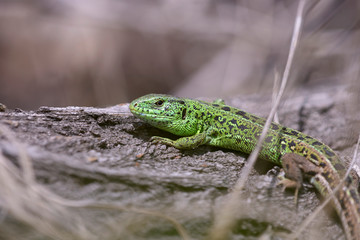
xmin=129 ymin=94 xmax=360 ymax=240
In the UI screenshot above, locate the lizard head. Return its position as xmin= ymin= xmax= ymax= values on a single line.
xmin=129 ymin=94 xmax=198 ymax=136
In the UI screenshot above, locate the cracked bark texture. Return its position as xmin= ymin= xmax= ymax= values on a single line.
xmin=0 ymin=85 xmax=359 ymax=240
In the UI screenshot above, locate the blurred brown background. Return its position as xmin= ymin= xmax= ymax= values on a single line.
xmin=0 ymin=0 xmax=359 ymax=110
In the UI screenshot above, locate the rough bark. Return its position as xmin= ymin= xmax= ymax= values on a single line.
xmin=0 ymin=86 xmax=358 ymax=240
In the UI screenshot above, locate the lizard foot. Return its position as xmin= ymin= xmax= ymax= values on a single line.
xmin=149 ymin=136 xmax=175 ymax=147
xmin=277 ymin=170 xmax=300 ymax=205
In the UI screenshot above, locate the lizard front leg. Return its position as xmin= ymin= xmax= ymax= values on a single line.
xmin=150 ymin=128 xmax=215 ymax=150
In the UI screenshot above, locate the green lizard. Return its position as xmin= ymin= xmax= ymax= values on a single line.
xmin=129 ymin=93 xmax=360 ymax=240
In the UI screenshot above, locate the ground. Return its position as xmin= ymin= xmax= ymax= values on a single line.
xmin=0 ymin=85 xmax=358 ymax=240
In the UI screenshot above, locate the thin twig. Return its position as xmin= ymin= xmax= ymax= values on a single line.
xmin=272 ymin=68 xmax=280 ymax=123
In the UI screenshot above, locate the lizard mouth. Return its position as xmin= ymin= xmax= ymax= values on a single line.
xmin=129 ymin=103 xmax=146 ymax=116
xmin=133 ymin=112 xmax=171 ymax=121
xmin=129 ymin=101 xmax=177 ymax=122
xmin=129 ymin=105 xmax=171 ymax=121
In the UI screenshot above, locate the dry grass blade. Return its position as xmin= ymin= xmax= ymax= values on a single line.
xmin=0 ymin=125 xmax=80 ymax=240
xmin=272 ymin=69 xmax=280 ymax=124
xmin=207 ymin=0 xmax=307 ymax=239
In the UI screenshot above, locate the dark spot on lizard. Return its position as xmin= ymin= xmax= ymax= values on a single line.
xmin=221 ymin=106 xmax=231 ymax=111
xmin=238 ymin=125 xmax=248 ymax=131
xmin=281 ymin=144 xmax=286 ymax=150
xmin=235 ymin=111 xmax=250 ymax=119
xmin=288 ymin=141 xmax=296 ymax=149
xmin=181 ymin=109 xmax=186 ymax=120
xmin=291 ymin=130 xmax=299 ymax=136
xmin=286 ymin=130 xmax=299 ymax=136
xmin=229 ymin=119 xmax=248 ymax=131
xmin=235 ymin=110 xmax=246 ymax=116
xmin=230 ymin=119 xmax=237 ymax=125
xmin=265 ymin=136 xmax=273 ymax=143
xmin=281 ymin=127 xmax=288 ymax=132
xmin=324 ymin=148 xmax=336 ymax=157
xmin=310 ymin=154 xmax=318 ymax=161
xmin=252 ymin=116 xmax=259 ymax=120
xmin=178 ymin=100 xmax=185 ymax=105
xmin=319 ymin=162 xmax=326 ymax=168
xmin=297 ymin=136 xmax=305 ymax=141
xmin=212 ymin=104 xmax=219 ymax=107
xmin=312 ymin=141 xmax=322 ymax=146
xmin=214 ymin=116 xmax=226 ymax=124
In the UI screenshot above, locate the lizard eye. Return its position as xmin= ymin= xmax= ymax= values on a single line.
xmin=155 ymin=100 xmax=164 ymax=106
